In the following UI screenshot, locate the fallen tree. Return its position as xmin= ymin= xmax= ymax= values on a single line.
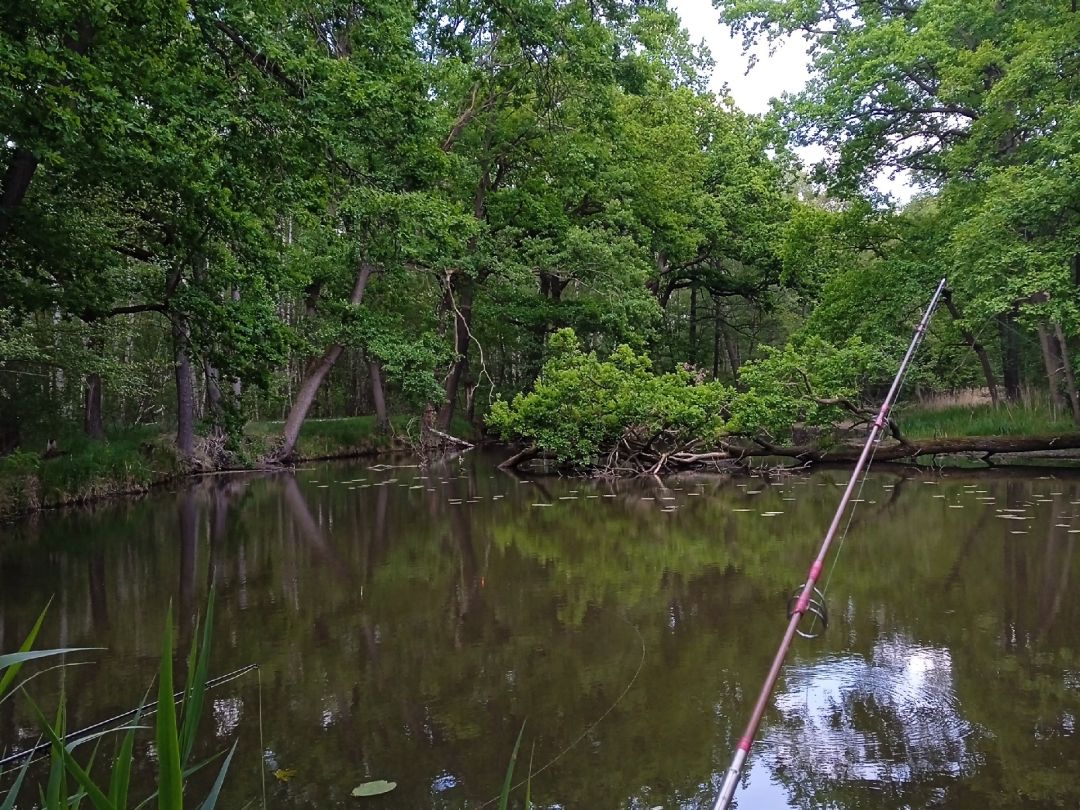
xmin=490 ymin=329 xmax=1080 ymax=475
xmin=718 ymin=433 xmax=1080 ymax=464
xmin=498 ymin=433 xmax=1080 ymax=472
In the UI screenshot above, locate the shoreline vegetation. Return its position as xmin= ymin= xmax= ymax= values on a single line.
xmin=4 ymin=404 xmax=1080 ymax=519
xmin=0 ymin=416 xmax=441 ymax=518
xmin=3 ymin=1 xmax=1080 ymax=523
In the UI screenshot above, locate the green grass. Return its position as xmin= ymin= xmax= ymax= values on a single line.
xmin=0 ymin=413 xmax=481 ymax=516
xmin=0 ymin=427 xmax=179 ymax=517
xmin=247 ymin=414 xmax=405 ymax=459
xmin=897 ymin=403 xmax=1079 ymax=440
xmin=248 ymin=413 xmax=478 ymax=459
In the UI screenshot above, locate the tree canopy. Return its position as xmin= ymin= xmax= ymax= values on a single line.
xmin=1 ymin=0 xmax=1078 ymax=466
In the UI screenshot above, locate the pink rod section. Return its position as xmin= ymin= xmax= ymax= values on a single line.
xmin=712 ymin=277 xmax=947 ymax=810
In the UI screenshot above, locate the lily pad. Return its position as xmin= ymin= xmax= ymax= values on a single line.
xmin=352 ymin=780 xmax=397 ymax=797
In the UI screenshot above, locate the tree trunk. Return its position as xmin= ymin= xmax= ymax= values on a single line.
xmin=205 ymin=363 xmax=225 ymax=436
xmin=369 ymin=358 xmax=388 ymax=432
xmin=1038 ymin=324 xmax=1066 ymax=413
xmin=722 ymin=323 xmax=740 ymax=379
xmin=278 ymin=263 xmax=374 ymax=460
xmin=173 ymin=318 xmax=195 ymax=462
xmin=724 ymin=433 xmax=1080 ymax=463
xmin=688 ymin=285 xmax=698 ymax=366
xmin=231 ymin=287 xmax=243 ymax=400
xmin=712 ymin=296 xmax=721 ymax=380
xmin=942 ymin=291 xmax=999 ymax=406
xmin=1054 ymin=323 xmax=1080 ymax=425
xmin=0 ymin=148 xmax=39 ymax=239
xmin=998 ymin=314 xmax=1022 ymax=402
xmin=83 ymin=372 xmax=105 ymax=439
xmin=438 ymin=274 xmax=474 ymax=430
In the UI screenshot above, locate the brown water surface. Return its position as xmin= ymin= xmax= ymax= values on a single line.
xmin=1 ymin=454 xmax=1079 ymax=808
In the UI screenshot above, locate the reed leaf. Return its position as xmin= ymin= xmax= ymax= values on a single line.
xmin=0 ymin=598 xmax=51 ymax=698
xmin=525 ymin=741 xmax=535 ymax=810
xmin=196 ymin=739 xmax=237 ymax=810
xmin=179 ymin=587 xmax=215 ymax=767
xmin=70 ymin=738 xmax=102 ymax=809
xmin=108 ymin=705 xmax=145 ymax=809
xmin=498 ymin=722 xmax=526 ymax=810
xmin=46 ymin=698 xmax=66 ymax=809
xmin=0 ymin=741 xmax=33 ymax=810
xmin=155 ymin=605 xmax=183 ymax=810
xmin=24 ymin=696 xmax=115 ymax=810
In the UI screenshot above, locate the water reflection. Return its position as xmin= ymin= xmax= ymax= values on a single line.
xmin=0 ymin=458 xmax=1079 ymax=808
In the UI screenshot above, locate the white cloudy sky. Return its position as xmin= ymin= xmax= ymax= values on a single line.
xmin=669 ymin=0 xmax=914 ymax=200
xmin=670 ymin=0 xmax=813 ymax=116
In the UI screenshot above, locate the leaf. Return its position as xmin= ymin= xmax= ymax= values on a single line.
xmin=109 ymin=701 xmax=147 ymax=808
xmin=196 ymin=739 xmax=238 ymax=810
xmin=0 ymin=740 xmax=34 ymax=810
xmin=498 ymin=721 xmax=526 ymax=810
xmin=155 ymin=604 xmax=183 ymax=810
xmin=24 ymin=695 xmax=116 ymax=810
xmin=0 ymin=598 xmax=51 ymax=698
xmin=351 ymin=780 xmax=397 ymax=797
xmin=180 ymin=587 xmax=215 ymax=767
xmin=0 ymin=648 xmax=100 ymax=674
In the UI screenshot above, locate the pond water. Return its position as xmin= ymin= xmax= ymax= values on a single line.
xmin=2 ymin=453 xmax=1080 ymax=808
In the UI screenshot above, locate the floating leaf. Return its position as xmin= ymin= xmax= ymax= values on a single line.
xmin=352 ymin=780 xmax=396 ymax=797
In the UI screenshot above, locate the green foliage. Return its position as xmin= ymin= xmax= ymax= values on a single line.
xmin=490 ymin=328 xmax=896 ymax=464
xmin=488 ymin=329 xmax=733 ymax=466
xmin=728 ymin=336 xmax=885 ymax=440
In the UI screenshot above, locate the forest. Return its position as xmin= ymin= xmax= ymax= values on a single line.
xmin=2 ymin=0 xmax=1080 ymax=493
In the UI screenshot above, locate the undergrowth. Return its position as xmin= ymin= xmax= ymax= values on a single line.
xmin=0 ymin=415 xmax=477 ymax=517
xmin=898 ymin=403 xmax=1078 ymax=439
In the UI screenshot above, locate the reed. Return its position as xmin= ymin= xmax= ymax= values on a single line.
xmin=1 ymin=591 xmax=236 ymax=809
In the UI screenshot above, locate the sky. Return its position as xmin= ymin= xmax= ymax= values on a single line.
xmin=669 ymin=0 xmax=915 ymax=201
xmin=669 ymin=0 xmax=813 ymax=116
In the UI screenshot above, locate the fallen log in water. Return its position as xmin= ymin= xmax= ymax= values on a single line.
xmin=720 ymin=433 xmax=1080 ymax=464
xmin=498 ymin=433 xmax=1080 ymax=473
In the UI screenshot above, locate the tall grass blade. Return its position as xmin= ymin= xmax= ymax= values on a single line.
xmin=46 ymin=697 xmax=66 ymax=809
xmin=131 ymin=751 xmax=225 ymax=810
xmin=0 ymin=648 xmax=100 ymax=676
xmin=498 ymin=721 xmax=526 ymax=810
xmin=155 ymin=605 xmax=183 ymax=810
xmin=70 ymin=738 xmax=102 ymax=809
xmin=524 ymin=741 xmax=535 ymax=810
xmin=109 ymin=703 xmax=146 ymax=808
xmin=196 ymin=739 xmax=237 ymax=810
xmin=0 ymin=739 xmax=34 ymax=810
xmin=179 ymin=587 xmax=215 ymax=767
xmin=24 ymin=696 xmax=115 ymax=810
xmin=0 ymin=598 xmax=51 ymax=698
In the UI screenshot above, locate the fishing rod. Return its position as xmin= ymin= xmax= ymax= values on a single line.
xmin=712 ymin=277 xmax=948 ymax=810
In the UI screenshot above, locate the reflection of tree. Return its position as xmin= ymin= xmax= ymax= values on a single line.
xmin=2 ymin=465 xmax=1080 ymax=807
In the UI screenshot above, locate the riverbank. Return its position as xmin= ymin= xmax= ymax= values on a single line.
xmin=0 ymin=416 xmax=471 ymax=518
xmin=4 ymin=405 xmax=1079 ymax=517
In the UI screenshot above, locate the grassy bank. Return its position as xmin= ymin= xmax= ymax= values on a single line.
xmin=898 ymin=402 xmax=1078 ymax=440
xmin=0 ymin=415 xmax=462 ymax=518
